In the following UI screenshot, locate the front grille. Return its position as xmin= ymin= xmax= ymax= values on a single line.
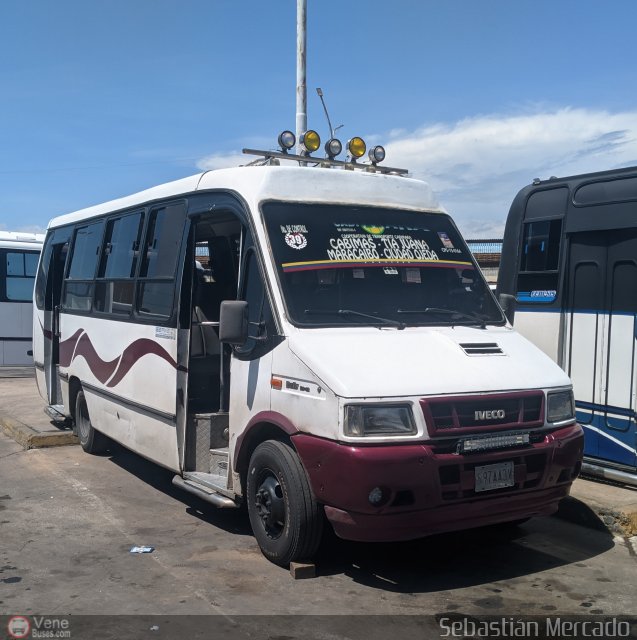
xmin=438 ymin=452 xmax=547 ymax=501
xmin=421 ymin=391 xmax=544 ymax=436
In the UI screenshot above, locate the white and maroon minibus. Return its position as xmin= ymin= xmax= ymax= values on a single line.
xmin=34 ymin=134 xmax=583 ymax=566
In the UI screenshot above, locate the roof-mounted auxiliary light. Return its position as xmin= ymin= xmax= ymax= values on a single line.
xmin=300 ymin=130 xmax=321 ymax=155
xmin=278 ymin=130 xmax=296 ymax=153
xmin=325 ymin=138 xmax=342 ymax=159
xmin=347 ymin=137 xmax=366 ymax=161
xmin=368 ymin=145 xmax=386 ymax=165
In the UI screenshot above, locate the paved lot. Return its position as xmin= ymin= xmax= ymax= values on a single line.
xmin=1 ymin=431 xmax=636 ymax=622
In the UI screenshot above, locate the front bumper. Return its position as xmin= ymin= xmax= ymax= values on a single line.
xmin=291 ymin=423 xmax=584 ymax=542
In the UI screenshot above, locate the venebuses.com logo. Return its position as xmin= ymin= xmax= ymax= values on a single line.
xmin=7 ymin=616 xmax=31 ymax=639
xmin=6 ymin=615 xmax=71 ymax=638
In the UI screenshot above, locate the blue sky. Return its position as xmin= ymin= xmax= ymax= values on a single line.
xmin=1 ymin=0 xmax=636 ymax=236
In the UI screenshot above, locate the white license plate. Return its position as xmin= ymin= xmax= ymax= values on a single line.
xmin=474 ymin=461 xmax=514 ymax=492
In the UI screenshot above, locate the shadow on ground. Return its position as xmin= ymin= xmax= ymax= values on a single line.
xmin=104 ymin=443 xmax=615 ymax=594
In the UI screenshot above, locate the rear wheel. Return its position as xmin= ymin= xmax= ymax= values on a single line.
xmin=246 ymin=440 xmax=323 ymax=566
xmin=74 ymin=389 xmax=109 ymax=454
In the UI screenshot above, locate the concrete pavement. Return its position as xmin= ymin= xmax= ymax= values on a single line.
xmin=0 ymin=374 xmax=636 ymax=537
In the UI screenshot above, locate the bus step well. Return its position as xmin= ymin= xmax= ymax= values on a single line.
xmin=173 ymin=471 xmax=237 ymax=508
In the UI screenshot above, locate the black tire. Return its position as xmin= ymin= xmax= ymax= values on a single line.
xmin=246 ymin=440 xmax=323 ymax=566
xmin=74 ymin=389 xmax=109 ymax=454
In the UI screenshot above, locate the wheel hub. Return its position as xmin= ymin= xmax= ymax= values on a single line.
xmin=254 ymin=474 xmax=285 ymax=537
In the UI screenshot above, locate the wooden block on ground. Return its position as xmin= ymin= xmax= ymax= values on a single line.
xmin=289 ymin=561 xmax=316 ymax=579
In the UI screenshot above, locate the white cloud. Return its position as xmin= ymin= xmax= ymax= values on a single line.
xmin=196 ymin=152 xmax=247 ymax=171
xmin=195 ymin=108 xmax=637 ymax=238
xmin=384 ymin=108 xmax=637 ymax=237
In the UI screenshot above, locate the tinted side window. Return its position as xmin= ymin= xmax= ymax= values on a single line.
xmin=136 ymin=203 xmax=186 ymax=319
xmin=517 ymin=219 xmax=562 ymax=303
xmin=140 ymin=204 xmax=184 ymax=278
xmin=95 ymin=212 xmax=144 ymax=317
xmin=235 ymin=247 xmax=276 ymax=358
xmin=99 ymin=212 xmax=143 ymax=278
xmin=67 ymin=222 xmax=103 ymax=280
xmin=64 ymin=222 xmax=103 ymax=311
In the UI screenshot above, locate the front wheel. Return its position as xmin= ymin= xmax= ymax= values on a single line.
xmin=246 ymin=440 xmax=323 ymax=566
xmin=74 ymin=389 xmax=109 ymax=454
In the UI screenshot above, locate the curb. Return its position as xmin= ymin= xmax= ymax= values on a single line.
xmin=0 ymin=414 xmax=78 ymax=449
xmin=553 ymin=495 xmax=637 ymax=538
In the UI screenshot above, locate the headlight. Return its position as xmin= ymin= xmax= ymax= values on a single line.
xmin=547 ymin=390 xmax=575 ymax=423
xmin=344 ymin=404 xmax=416 ymax=437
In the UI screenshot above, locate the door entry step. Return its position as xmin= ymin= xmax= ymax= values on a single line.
xmin=44 ymin=404 xmax=70 ymax=425
xmin=183 ymin=471 xmax=234 ymax=499
xmin=187 ymin=412 xmax=229 ymax=472
xmin=173 ymin=474 xmax=237 ymax=508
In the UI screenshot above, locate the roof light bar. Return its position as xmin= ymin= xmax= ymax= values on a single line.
xmin=300 ymin=130 xmax=321 ymax=154
xmin=325 ymin=138 xmax=342 ymax=159
xmin=369 ymin=145 xmax=386 ymax=165
xmin=348 ymin=137 xmax=366 ymax=160
xmin=278 ymin=130 xmax=296 ymax=152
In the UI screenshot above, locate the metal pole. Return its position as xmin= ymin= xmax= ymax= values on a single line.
xmin=296 ymin=0 xmax=307 ymax=154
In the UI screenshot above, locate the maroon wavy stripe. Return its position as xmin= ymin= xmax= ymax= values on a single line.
xmin=106 ymin=338 xmax=179 ymax=388
xmin=59 ymin=329 xmax=85 ymax=367
xmin=58 ymin=329 xmax=179 ymax=388
xmin=74 ymin=333 xmax=120 ymax=384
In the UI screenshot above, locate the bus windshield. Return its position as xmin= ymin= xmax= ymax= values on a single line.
xmin=262 ymin=202 xmax=504 ymax=328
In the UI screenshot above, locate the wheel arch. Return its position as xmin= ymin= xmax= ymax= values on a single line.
xmin=234 ymin=411 xmax=299 ymax=490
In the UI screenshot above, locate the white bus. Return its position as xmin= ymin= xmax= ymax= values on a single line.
xmin=1 ymin=231 xmax=44 ymax=367
xmin=34 ymin=133 xmax=583 ymax=566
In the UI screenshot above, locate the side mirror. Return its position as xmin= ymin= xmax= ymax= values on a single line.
xmin=219 ymin=300 xmax=249 ymax=345
xmin=498 ymin=293 xmax=516 ymax=324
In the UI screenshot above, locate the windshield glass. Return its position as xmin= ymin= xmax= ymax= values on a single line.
xmin=262 ymin=202 xmax=504 ymax=327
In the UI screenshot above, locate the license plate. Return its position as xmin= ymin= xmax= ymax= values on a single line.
xmin=474 ymin=461 xmax=514 ymax=492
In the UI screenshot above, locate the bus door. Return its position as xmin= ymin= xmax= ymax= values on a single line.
xmin=37 ymin=235 xmax=68 ymax=407
xmin=565 ymin=230 xmax=637 ymax=468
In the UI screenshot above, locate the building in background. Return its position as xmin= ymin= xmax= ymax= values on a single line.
xmin=466 ymin=238 xmax=503 ymax=285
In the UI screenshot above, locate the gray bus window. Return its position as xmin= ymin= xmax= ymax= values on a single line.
xmin=574 ymin=176 xmax=637 ymax=206
xmin=67 ymin=222 xmax=103 ymax=280
xmin=5 ymin=251 xmax=38 ymax=301
xmin=95 ymin=212 xmax=144 ymax=316
xmin=137 ymin=203 xmax=186 ymax=319
xmin=64 ymin=221 xmax=104 ymax=311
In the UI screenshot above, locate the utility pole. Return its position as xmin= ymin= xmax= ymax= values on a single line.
xmin=296 ymin=0 xmax=307 ymax=154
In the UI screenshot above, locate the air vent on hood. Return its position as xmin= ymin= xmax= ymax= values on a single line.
xmin=459 ymin=342 xmax=503 ymax=356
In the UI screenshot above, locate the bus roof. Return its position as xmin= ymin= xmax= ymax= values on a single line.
xmin=0 ymin=231 xmax=45 ymax=251
xmin=47 ymin=165 xmax=445 ymax=230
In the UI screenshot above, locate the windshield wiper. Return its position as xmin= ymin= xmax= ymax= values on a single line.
xmin=305 ymin=308 xmax=405 ymax=330
xmin=397 ymin=307 xmax=487 ymax=329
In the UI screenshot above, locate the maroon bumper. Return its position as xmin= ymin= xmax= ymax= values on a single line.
xmin=291 ymin=423 xmax=584 ymax=542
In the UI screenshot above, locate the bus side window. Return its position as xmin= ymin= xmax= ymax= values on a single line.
xmin=517 ymin=219 xmax=562 ymax=302
xmin=63 ymin=221 xmax=104 ymax=311
xmin=3 ymin=250 xmax=38 ymax=301
xmin=137 ymin=203 xmax=186 ymax=320
xmin=95 ymin=211 xmax=144 ymax=316
xmin=237 ymin=248 xmax=274 ymax=356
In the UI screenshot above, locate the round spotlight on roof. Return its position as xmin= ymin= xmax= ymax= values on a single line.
xmin=348 ymin=137 xmax=366 ymax=159
xmin=325 ymin=138 xmax=342 ymax=159
xmin=278 ymin=130 xmax=296 ymax=152
xmin=300 ymin=130 xmax=321 ymax=154
xmin=369 ymin=145 xmax=386 ymax=165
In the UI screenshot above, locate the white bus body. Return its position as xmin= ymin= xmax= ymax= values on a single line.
xmin=34 ymin=164 xmax=583 ymax=565
xmin=0 ymin=231 xmax=44 ymax=367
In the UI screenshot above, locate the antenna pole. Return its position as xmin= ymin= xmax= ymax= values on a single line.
xmin=316 ymin=88 xmax=334 ymax=139
xmin=296 ymin=0 xmax=307 ymax=154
